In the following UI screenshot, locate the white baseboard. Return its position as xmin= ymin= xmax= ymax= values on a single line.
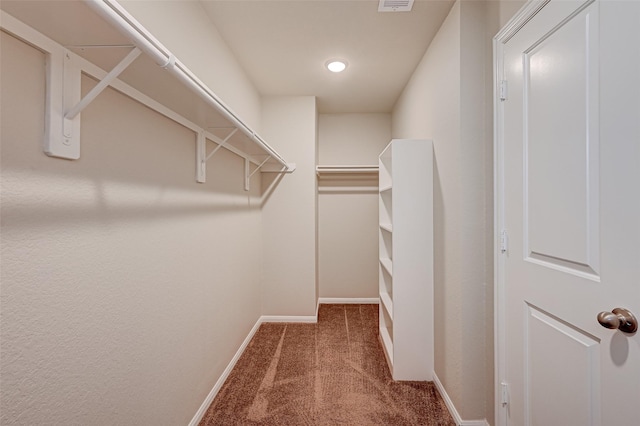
xmin=188 ymin=318 xmax=263 ymax=426
xmin=432 ymin=371 xmax=490 ymax=426
xmin=260 ymin=315 xmax=318 ymax=323
xmin=318 ymin=297 xmax=380 ymax=304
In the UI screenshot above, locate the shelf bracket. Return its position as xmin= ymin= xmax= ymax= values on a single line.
xmin=196 ymin=128 xmax=238 ymax=183
xmin=43 ymin=46 xmax=141 ymax=160
xmin=44 ymin=49 xmax=81 ymax=159
xmin=64 ymin=47 xmax=141 ymax=121
xmin=244 ymin=157 xmax=271 ymax=191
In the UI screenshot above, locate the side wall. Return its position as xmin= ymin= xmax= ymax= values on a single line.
xmin=260 ymin=96 xmax=318 ymax=316
xmin=392 ymin=1 xmax=524 ymax=423
xmin=317 ymin=114 xmax=390 ymax=299
xmin=0 ymin=32 xmax=263 ymax=425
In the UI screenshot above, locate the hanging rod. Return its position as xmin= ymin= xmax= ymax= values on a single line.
xmin=84 ymin=0 xmax=293 ymax=172
xmin=315 ymin=165 xmax=379 ymax=175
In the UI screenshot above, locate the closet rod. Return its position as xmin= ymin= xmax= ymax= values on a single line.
xmin=84 ymin=0 xmax=291 ymax=171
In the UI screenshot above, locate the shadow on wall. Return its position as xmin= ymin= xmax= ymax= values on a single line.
xmin=0 ymin=63 xmax=290 ymax=229
xmin=260 ymin=172 xmax=285 ymax=208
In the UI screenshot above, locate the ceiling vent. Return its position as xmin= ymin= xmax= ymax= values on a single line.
xmin=378 ymin=0 xmax=414 ymax=12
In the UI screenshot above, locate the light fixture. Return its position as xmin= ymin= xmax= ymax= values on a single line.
xmin=326 ymin=60 xmax=347 ymax=73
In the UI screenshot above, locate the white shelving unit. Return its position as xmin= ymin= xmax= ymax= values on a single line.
xmin=378 ymin=139 xmax=433 ymax=381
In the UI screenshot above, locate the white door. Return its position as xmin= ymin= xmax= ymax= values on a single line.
xmin=496 ymin=0 xmax=640 ymax=425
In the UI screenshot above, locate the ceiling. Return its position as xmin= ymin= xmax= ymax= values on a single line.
xmin=200 ymin=0 xmax=455 ymax=113
xmin=0 ymin=0 xmax=454 ymax=115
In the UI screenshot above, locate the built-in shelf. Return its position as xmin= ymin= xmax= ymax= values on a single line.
xmin=379 ymin=257 xmax=393 ymax=275
xmin=316 ymin=165 xmax=379 ymax=193
xmin=0 ymin=0 xmax=294 ymax=190
xmin=316 ymin=165 xmax=379 ymax=176
xmin=380 ymin=291 xmax=393 ymax=319
xmin=378 ymin=139 xmax=433 ymax=381
xmin=379 ymin=324 xmax=393 ymax=364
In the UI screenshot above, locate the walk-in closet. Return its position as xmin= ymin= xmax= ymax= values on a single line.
xmin=2 ymin=1 xmax=528 ymax=425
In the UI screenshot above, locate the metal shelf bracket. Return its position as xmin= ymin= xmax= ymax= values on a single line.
xmin=47 ymin=49 xmax=81 ymax=160
xmin=196 ymin=128 xmax=238 ymax=183
xmin=244 ymin=157 xmax=270 ymax=191
xmin=244 ymin=161 xmax=296 ymax=191
xmin=45 ymin=46 xmax=141 ymax=160
xmin=65 ymin=47 xmax=141 ymax=121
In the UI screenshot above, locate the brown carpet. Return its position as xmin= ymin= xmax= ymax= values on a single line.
xmin=200 ymin=304 xmax=455 ymax=425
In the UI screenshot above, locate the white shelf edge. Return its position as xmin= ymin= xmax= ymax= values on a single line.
xmin=380 ymin=291 xmax=393 ymax=319
xmin=318 ymin=187 xmax=378 ymax=193
xmin=379 ymin=223 xmax=393 ymax=233
xmin=379 ymin=184 xmax=392 ymax=193
xmin=315 ymin=165 xmax=379 ymax=175
xmin=379 ymin=257 xmax=393 ymax=276
xmin=379 ymin=325 xmax=394 ymax=365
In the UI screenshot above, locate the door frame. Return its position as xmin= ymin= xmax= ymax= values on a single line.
xmin=493 ymin=2 xmax=552 ymax=425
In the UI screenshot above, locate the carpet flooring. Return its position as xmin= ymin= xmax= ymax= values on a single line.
xmin=199 ymin=304 xmax=455 ymax=425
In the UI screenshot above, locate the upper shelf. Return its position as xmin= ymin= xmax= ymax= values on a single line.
xmin=0 ymin=0 xmax=293 ymax=174
xmin=315 ymin=165 xmax=379 ymax=193
xmin=316 ymin=165 xmax=379 ymax=178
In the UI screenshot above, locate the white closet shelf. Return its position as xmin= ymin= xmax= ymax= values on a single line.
xmin=316 ymin=164 xmax=378 ymax=181
xmin=379 ymin=257 xmax=393 ymax=275
xmin=316 ymin=165 xmax=378 ymax=193
xmin=315 ymin=165 xmax=379 ymax=177
xmin=380 ymin=291 xmax=393 ymax=319
xmin=380 ymin=324 xmax=393 ymax=364
xmin=0 ymin=0 xmax=294 ymax=188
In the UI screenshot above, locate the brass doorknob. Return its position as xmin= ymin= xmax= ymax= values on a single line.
xmin=597 ymin=308 xmax=638 ymax=333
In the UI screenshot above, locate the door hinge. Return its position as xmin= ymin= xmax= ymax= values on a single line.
xmin=500 ymin=229 xmax=509 ymax=254
xmin=501 ymin=382 xmax=509 ymax=406
xmin=499 ymin=80 xmax=508 ymax=101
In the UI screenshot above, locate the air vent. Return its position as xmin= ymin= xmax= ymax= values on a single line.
xmin=378 ymin=0 xmax=414 ymax=12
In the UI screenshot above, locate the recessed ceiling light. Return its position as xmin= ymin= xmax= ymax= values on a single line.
xmin=326 ymin=60 xmax=347 ymax=73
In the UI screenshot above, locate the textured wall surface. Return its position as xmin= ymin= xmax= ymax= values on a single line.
xmin=1 ymin=32 xmax=263 ymax=425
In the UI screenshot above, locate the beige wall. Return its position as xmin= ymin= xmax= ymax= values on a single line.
xmin=317 ymin=114 xmax=390 ymax=299
xmin=260 ymin=96 xmax=318 ymax=316
xmin=0 ymin=31 xmax=264 ymax=425
xmin=318 ymin=114 xmax=391 ymax=165
xmin=392 ymin=1 xmax=524 ymax=423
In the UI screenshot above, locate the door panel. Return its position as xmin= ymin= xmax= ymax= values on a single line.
xmin=497 ymin=0 xmax=640 ymax=425
xmin=526 ymin=304 xmax=600 ymax=426
xmin=524 ymin=6 xmax=600 ymax=276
